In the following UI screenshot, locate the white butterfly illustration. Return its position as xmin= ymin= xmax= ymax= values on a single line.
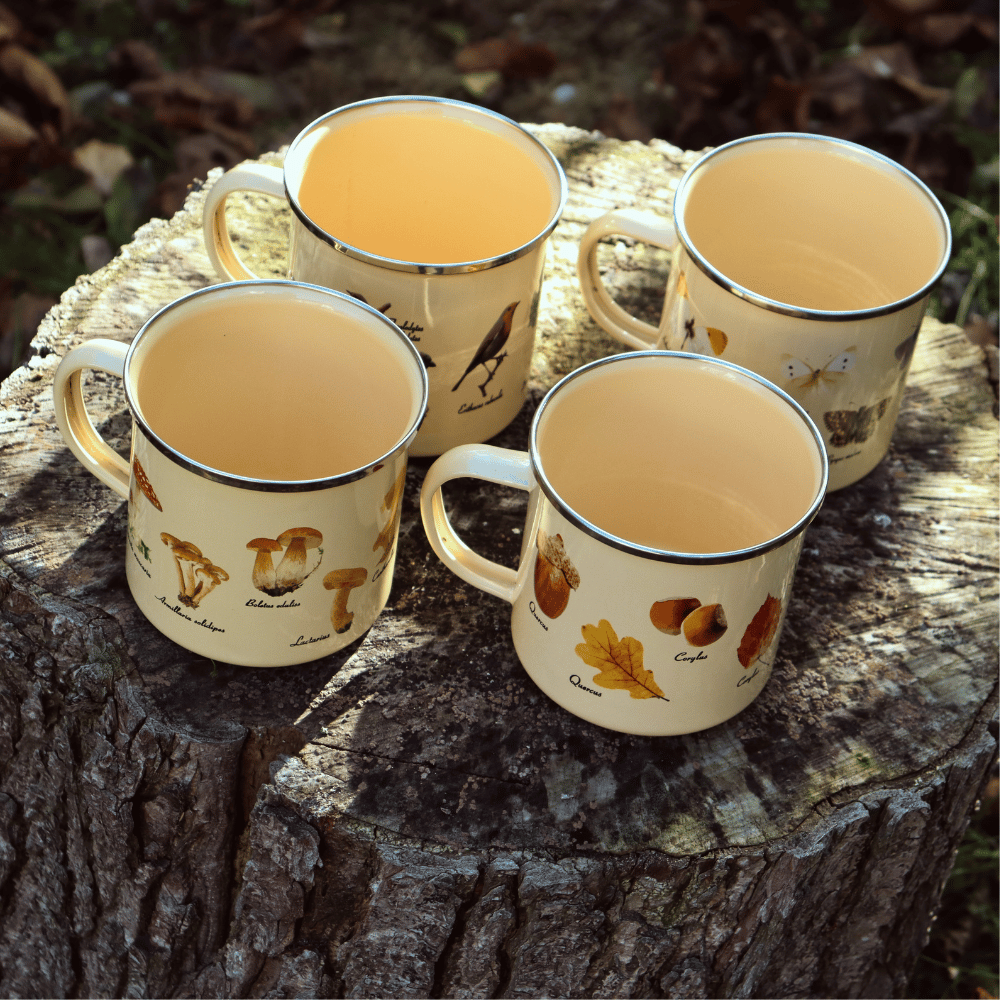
xmin=780 ymin=346 xmax=857 ymax=391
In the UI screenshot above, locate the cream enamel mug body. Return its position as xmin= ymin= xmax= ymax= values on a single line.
xmin=203 ymin=96 xmax=567 ymax=457
xmin=53 ymin=281 xmax=428 ymax=667
xmin=420 ymin=352 xmax=828 ymax=736
xmin=577 ymin=133 xmax=951 ymax=490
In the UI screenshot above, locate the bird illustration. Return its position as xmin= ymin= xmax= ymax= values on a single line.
xmin=452 ymin=301 xmax=519 ymax=397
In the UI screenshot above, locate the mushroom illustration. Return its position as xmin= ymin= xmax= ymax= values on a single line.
xmin=323 ymin=567 xmax=368 ymax=634
xmin=132 ymin=457 xmax=162 ymax=511
xmin=247 ymin=537 xmax=282 ymax=593
xmin=373 ymin=465 xmax=407 ymax=567
xmin=160 ymin=533 xmax=204 ymax=604
xmin=190 ymin=560 xmax=229 ymax=607
xmin=273 ymin=527 xmax=324 ymax=595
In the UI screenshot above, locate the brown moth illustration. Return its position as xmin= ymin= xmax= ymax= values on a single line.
xmin=823 ymin=399 xmax=890 ymax=448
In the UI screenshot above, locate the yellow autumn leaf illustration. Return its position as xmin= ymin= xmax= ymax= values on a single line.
xmin=575 ymin=619 xmax=668 ymax=701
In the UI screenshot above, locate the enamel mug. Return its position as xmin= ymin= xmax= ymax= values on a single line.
xmin=420 ymin=351 xmax=828 ymax=736
xmin=53 ymin=281 xmax=428 ymax=667
xmin=577 ymin=133 xmax=951 ymax=490
xmin=203 ymin=95 xmax=567 ymax=458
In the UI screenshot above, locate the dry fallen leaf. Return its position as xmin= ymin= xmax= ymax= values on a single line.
xmin=0 ymin=105 xmax=37 ymax=149
xmin=72 ymin=139 xmax=134 ymax=197
xmin=576 ymin=619 xmax=667 ymax=700
xmin=0 ymin=43 xmax=71 ymax=134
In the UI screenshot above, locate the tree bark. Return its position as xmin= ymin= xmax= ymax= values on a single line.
xmin=0 ymin=125 xmax=996 ymax=998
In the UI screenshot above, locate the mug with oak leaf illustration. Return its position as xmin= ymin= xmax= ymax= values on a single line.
xmin=420 ymin=352 xmax=828 ymax=736
xmin=577 ymin=133 xmax=951 ymax=490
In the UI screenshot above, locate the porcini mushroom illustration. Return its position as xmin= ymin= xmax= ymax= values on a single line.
xmin=273 ymin=527 xmax=324 ymax=595
xmin=247 ymin=537 xmax=282 ymax=593
xmin=190 ymin=560 xmax=229 ymax=607
xmin=323 ymin=567 xmax=368 ymax=633
xmin=161 ymin=533 xmax=204 ymax=604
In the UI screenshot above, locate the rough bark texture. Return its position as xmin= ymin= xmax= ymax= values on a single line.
xmin=0 ymin=125 xmax=996 ymax=998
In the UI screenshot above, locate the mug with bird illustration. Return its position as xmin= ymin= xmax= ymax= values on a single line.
xmin=203 ymin=95 xmax=567 ymax=457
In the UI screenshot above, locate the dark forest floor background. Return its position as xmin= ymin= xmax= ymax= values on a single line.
xmin=0 ymin=1 xmax=997 ymax=996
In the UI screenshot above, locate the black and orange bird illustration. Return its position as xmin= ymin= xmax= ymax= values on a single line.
xmin=452 ymin=301 xmax=519 ymax=397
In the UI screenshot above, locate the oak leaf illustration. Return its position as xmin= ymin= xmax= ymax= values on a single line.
xmin=575 ymin=619 xmax=667 ymax=701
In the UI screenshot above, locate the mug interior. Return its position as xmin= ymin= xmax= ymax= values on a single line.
xmin=676 ymin=134 xmax=950 ymax=314
xmin=125 ymin=281 xmax=427 ymax=487
xmin=282 ymin=97 xmax=566 ymax=268
xmin=532 ymin=353 xmax=826 ymax=559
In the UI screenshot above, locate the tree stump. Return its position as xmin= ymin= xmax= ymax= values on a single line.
xmin=0 ymin=125 xmax=996 ymax=999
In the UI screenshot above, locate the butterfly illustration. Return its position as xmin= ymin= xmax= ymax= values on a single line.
xmin=824 ymin=399 xmax=890 ymax=447
xmin=780 ymin=347 xmax=857 ymax=391
xmin=681 ymin=317 xmax=728 ymax=357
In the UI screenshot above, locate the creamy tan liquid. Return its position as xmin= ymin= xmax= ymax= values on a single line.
xmin=296 ymin=112 xmax=555 ymax=263
xmin=135 ymin=295 xmax=415 ymax=480
xmin=683 ymin=143 xmax=946 ymax=311
xmin=538 ymin=361 xmax=821 ymax=553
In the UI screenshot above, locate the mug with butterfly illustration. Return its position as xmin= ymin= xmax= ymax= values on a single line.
xmin=577 ymin=133 xmax=951 ymax=490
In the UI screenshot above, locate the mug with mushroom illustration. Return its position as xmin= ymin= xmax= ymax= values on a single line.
xmin=421 ymin=352 xmax=828 ymax=736
xmin=203 ymin=95 xmax=567 ymax=458
xmin=53 ymin=280 xmax=428 ymax=667
xmin=577 ymin=133 xmax=951 ymax=491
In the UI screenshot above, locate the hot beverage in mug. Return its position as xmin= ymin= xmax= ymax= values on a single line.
xmin=296 ymin=110 xmax=554 ymax=264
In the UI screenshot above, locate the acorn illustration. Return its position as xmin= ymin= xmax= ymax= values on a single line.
xmin=533 ymin=529 xmax=580 ymax=618
xmin=452 ymin=301 xmax=519 ymax=397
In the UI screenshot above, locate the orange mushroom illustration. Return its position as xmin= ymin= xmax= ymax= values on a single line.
xmin=373 ymin=465 xmax=407 ymax=568
xmin=132 ymin=458 xmax=162 ymax=511
xmin=247 ymin=538 xmax=283 ymax=593
xmin=273 ymin=526 xmax=324 ymax=595
xmin=323 ymin=567 xmax=368 ymax=633
xmin=160 ymin=533 xmax=228 ymax=608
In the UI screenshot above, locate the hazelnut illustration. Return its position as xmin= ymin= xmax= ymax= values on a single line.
xmin=533 ymin=529 xmax=580 ymax=619
xmin=650 ymin=597 xmax=702 ymax=635
xmin=738 ymin=594 xmax=782 ymax=668
xmin=323 ymin=567 xmax=368 ymax=633
xmin=683 ymin=603 xmax=728 ymax=647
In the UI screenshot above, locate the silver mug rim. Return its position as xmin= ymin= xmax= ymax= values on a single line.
xmin=282 ymin=95 xmax=569 ymax=276
xmin=672 ymin=131 xmax=953 ymax=322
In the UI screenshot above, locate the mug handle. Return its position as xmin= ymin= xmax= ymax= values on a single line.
xmin=420 ymin=444 xmax=534 ymax=604
xmin=576 ymin=208 xmax=678 ymax=350
xmin=202 ymin=162 xmax=286 ymax=281
xmin=52 ymin=340 xmax=131 ymax=499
